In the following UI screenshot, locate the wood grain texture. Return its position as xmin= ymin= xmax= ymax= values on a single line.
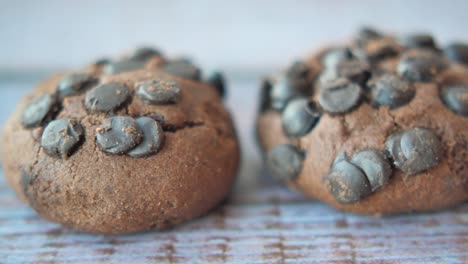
xmin=0 ymin=75 xmax=467 ymax=264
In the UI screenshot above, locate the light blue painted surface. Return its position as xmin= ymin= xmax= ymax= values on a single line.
xmin=1 ymin=0 xmax=467 ymax=71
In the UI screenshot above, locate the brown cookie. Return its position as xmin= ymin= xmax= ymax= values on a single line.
xmin=1 ymin=47 xmax=239 ymax=234
xmin=256 ymin=28 xmax=468 ymax=216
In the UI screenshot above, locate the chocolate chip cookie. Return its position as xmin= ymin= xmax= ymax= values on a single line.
xmin=2 ymin=47 xmax=239 ymax=234
xmin=257 ymin=28 xmax=467 ymax=215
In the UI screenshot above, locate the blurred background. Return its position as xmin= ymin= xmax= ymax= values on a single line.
xmin=0 ymin=2 xmax=467 ymax=262
xmin=1 ymin=0 xmax=468 ymax=73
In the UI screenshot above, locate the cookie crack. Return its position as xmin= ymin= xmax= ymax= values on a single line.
xmin=339 ymin=115 xmax=352 ymax=138
xmin=386 ymin=110 xmax=401 ymax=132
xmin=162 ymin=121 xmax=205 ymax=133
xmin=32 ymin=145 xmax=42 ymax=168
xmin=122 ymin=91 xmax=134 ymax=116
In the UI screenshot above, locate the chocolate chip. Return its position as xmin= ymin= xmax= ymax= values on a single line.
xmin=325 ymin=154 xmax=371 ymax=204
xmin=137 ymin=79 xmax=181 ymax=105
xmin=281 ymin=98 xmax=320 ymax=137
xmin=358 ymin=27 xmax=382 ymax=38
xmin=386 ymin=127 xmax=443 ymax=175
xmin=127 ymin=117 xmax=164 ymax=158
xmin=350 ymin=150 xmax=391 ymax=192
xmin=444 ymin=42 xmax=468 ymax=65
xmin=355 ymin=27 xmax=383 ymax=46
xmin=270 ymin=75 xmax=304 ymax=111
xmin=321 ymin=48 xmax=354 ymax=69
xmin=441 ymin=84 xmax=468 ymax=116
xmin=163 ymin=61 xmax=201 ymax=81
xmin=286 ymin=61 xmax=310 ymax=82
xmin=267 ymin=144 xmax=304 ymax=182
xmin=104 ymin=60 xmax=146 ymax=74
xmin=316 ymin=69 xmax=339 ymax=85
xmin=96 ymin=116 xmax=143 ymax=154
xmin=94 ymin=58 xmax=111 ymax=66
xmin=398 ymin=33 xmax=437 ymax=49
xmin=287 ymin=60 xmax=312 ymax=90
xmin=129 ymin=47 xmax=161 ymax=61
xmin=397 ymin=49 xmax=447 ymax=82
xmin=263 ymin=61 xmax=312 ymax=105
xmin=57 ymin=73 xmax=97 ymax=97
xmin=259 ymin=78 xmax=272 ymax=112
xmin=85 ymin=83 xmax=130 ymax=113
xmin=337 ymin=59 xmax=371 ymax=85
xmin=41 ymin=119 xmax=84 ymax=158
xmin=357 ymin=39 xmax=400 ymax=63
xmin=320 ymin=55 xmax=369 ymax=86
xmin=206 ymin=71 xmax=226 ymax=98
xmin=21 ymin=94 xmax=58 ymax=128
xmin=171 ymin=57 xmax=193 ymax=64
xmin=318 ymin=78 xmax=362 ymax=114
xmin=368 ymin=73 xmax=415 ymax=109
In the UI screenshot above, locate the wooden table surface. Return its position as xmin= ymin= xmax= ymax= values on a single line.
xmin=0 ymin=73 xmax=467 ymax=264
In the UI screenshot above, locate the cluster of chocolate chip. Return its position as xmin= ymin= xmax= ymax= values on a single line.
xmin=87 ymin=80 xmax=177 ymax=157
xmin=100 ymin=47 xmax=162 ymax=75
xmin=21 ymin=73 xmax=171 ymax=159
xmin=263 ymin=28 xmax=463 ymax=204
xmin=21 ymin=46 xmax=226 ymax=159
xmin=95 ymin=47 xmax=226 ymax=98
xmin=267 ymin=127 xmax=443 ymax=204
xmin=325 ymin=150 xmax=391 ymax=204
xmin=259 ymin=28 xmax=467 ymax=140
xmin=96 ymin=116 xmax=164 ymax=158
xmin=21 ymin=72 xmax=99 ymax=159
xmin=326 ymin=127 xmax=443 ymax=204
